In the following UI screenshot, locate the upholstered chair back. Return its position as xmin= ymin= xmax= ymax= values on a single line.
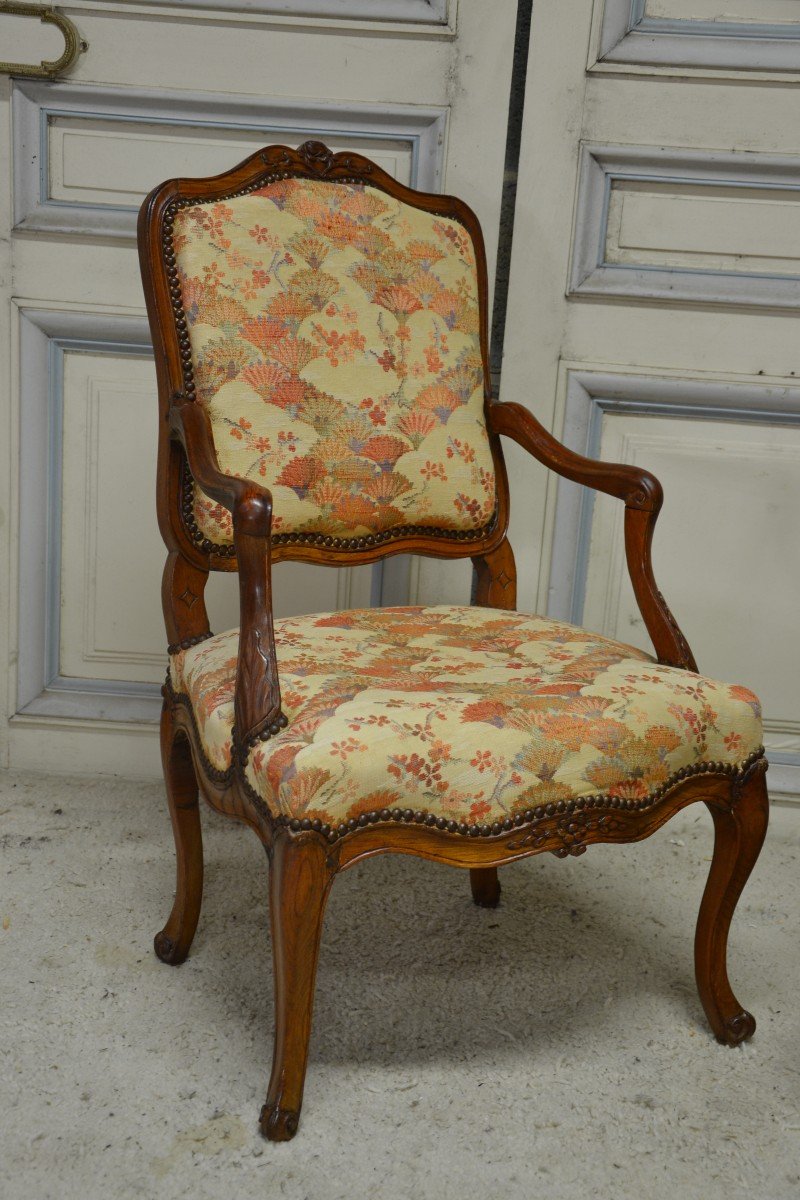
xmin=173 ymin=176 xmax=497 ymax=547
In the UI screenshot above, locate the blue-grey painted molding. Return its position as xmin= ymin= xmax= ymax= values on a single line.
xmin=16 ymin=307 xmax=383 ymax=725
xmin=597 ymin=0 xmax=800 ymax=73
xmin=548 ymin=366 xmax=800 ymax=795
xmin=16 ymin=308 xmax=163 ymax=725
xmin=569 ymin=143 xmax=800 ymax=310
xmin=550 ymin=367 xmax=800 ymax=624
xmin=107 ymin=0 xmax=450 ymax=22
xmin=12 ymin=80 xmax=448 ymax=241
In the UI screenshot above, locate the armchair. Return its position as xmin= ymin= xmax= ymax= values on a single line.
xmin=138 ymin=141 xmax=768 ymax=1142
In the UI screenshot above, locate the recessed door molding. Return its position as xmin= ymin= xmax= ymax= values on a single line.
xmin=593 ymin=0 xmax=800 ymax=75
xmin=547 ymin=364 xmax=800 ymax=797
xmin=62 ymin=0 xmax=454 ymax=34
xmin=15 ymin=306 xmax=163 ymax=725
xmin=13 ymin=80 xmax=448 ymax=240
xmin=569 ymin=143 xmax=800 ymax=311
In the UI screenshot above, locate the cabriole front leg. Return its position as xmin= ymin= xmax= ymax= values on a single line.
xmin=154 ymin=704 xmax=204 ymax=966
xmin=260 ymin=832 xmax=334 ymax=1142
xmin=695 ymin=760 xmax=769 ymax=1045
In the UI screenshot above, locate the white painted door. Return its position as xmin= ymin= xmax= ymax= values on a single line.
xmin=500 ymin=0 xmax=800 ymax=797
xmin=0 ymin=0 xmax=518 ymax=775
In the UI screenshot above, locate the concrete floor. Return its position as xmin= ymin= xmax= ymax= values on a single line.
xmin=1 ymin=768 xmax=798 ymax=1200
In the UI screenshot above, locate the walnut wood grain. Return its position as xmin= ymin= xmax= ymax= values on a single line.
xmin=153 ymin=700 xmax=204 ymax=966
xmin=472 ymin=536 xmax=517 ymax=611
xmin=470 ymin=867 xmax=502 ymax=908
xmin=695 ymin=757 xmax=769 ymax=1045
xmin=261 ymin=832 xmax=334 ymax=1142
xmin=469 ymin=538 xmax=517 ymax=906
xmin=161 ymin=550 xmax=211 ymax=652
xmin=487 ymin=398 xmax=661 ymax=507
xmin=624 ymin=506 xmax=698 ymax=672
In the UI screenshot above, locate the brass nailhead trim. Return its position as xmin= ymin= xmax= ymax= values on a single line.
xmin=166 ymin=672 xmax=765 ymax=848
xmin=163 ymin=672 xmax=233 ymax=787
xmin=181 ymin=463 xmax=498 ymax=557
xmin=239 ymin=740 xmax=767 ymax=847
xmin=167 ymin=631 xmax=214 ymax=656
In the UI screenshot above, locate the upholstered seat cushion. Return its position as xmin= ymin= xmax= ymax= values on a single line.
xmin=169 ymin=605 xmax=762 ymax=827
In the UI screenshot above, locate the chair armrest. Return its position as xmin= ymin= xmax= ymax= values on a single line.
xmin=487 ymin=400 xmax=697 ymax=672
xmin=170 ymin=402 xmax=285 ymax=749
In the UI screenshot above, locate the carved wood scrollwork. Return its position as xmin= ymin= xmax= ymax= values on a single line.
xmin=655 ymin=587 xmax=696 ymax=672
xmin=507 ymin=809 xmax=629 ymax=858
xmin=297 ymin=140 xmax=334 ymax=174
xmin=472 ymin=537 xmax=517 ymax=611
xmin=236 ymin=626 xmax=286 ymax=757
xmin=730 ymin=752 xmax=768 ymax=805
xmin=259 ymin=141 xmax=374 ymax=180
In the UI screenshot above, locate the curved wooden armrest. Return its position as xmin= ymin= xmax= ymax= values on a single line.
xmin=487 ymin=400 xmax=697 ymax=672
xmin=488 ymin=399 xmax=661 ymax=509
xmin=170 ymin=402 xmax=284 ymax=748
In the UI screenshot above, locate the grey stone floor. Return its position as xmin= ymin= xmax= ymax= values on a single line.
xmin=1 ymin=767 xmax=798 ymax=1200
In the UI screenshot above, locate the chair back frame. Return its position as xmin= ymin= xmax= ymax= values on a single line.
xmin=138 ymin=140 xmax=512 ymax=653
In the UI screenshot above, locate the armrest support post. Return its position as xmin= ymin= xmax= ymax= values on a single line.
xmin=623 ymin=506 xmax=697 ymax=672
xmin=488 ymin=400 xmax=697 ymax=672
xmin=169 ymin=401 xmax=284 ymax=749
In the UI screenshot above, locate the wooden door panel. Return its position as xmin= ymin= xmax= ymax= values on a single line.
xmin=501 ymin=1 xmax=800 ymax=797
xmin=1 ymin=1 xmax=518 ymax=773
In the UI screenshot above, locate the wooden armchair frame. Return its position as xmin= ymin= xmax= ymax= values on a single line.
xmin=138 ymin=142 xmax=768 ymax=1142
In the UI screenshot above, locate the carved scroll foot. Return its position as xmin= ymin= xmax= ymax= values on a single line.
xmin=720 ymin=1010 xmax=756 ymax=1046
xmin=154 ymin=932 xmax=185 ymax=965
xmin=259 ymin=1102 xmax=300 ymax=1142
xmin=470 ymin=867 xmax=501 ymax=908
xmin=261 ymin=833 xmax=333 ymax=1142
xmin=154 ymin=706 xmax=203 ymax=967
xmin=695 ymin=760 xmax=769 ymax=1046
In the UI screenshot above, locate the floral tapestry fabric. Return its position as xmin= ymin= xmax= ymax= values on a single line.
xmin=173 ymin=179 xmax=496 ymax=544
xmin=169 ymin=605 xmax=762 ymax=827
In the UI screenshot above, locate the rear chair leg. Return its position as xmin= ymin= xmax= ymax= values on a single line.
xmin=470 ymin=867 xmax=501 ymax=908
xmin=260 ymin=833 xmax=333 ymax=1142
xmin=695 ymin=762 xmax=769 ymax=1045
xmin=154 ymin=706 xmax=204 ymax=966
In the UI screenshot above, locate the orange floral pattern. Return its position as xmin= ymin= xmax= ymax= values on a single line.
xmin=169 ymin=605 xmax=762 ymax=826
xmin=173 ymin=179 xmax=496 ymax=543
